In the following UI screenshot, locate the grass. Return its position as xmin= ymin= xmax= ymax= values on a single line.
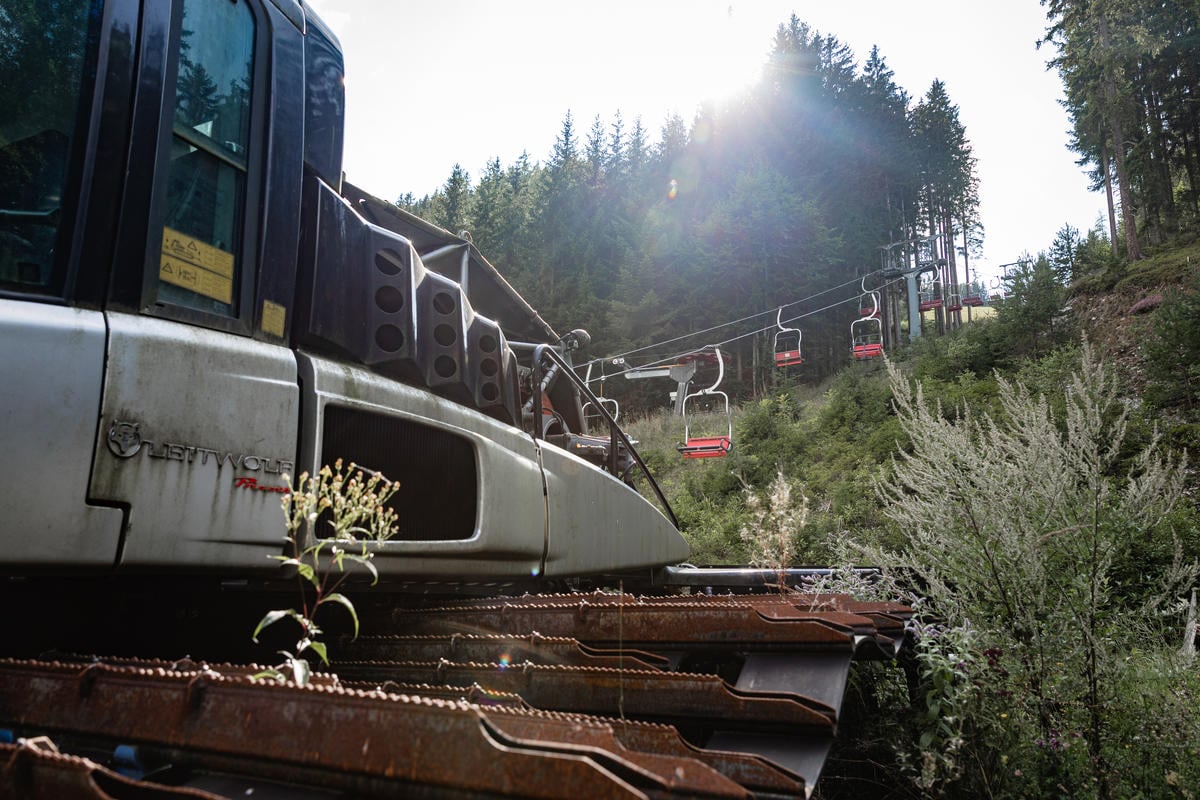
xmin=1115 ymin=238 xmax=1200 ymax=292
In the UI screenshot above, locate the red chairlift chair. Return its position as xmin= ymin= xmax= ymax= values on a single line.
xmin=852 ymin=279 xmax=884 ymax=360
xmin=918 ymin=286 xmax=943 ymax=312
xmin=773 ymin=307 xmax=803 ymax=367
xmin=851 ymin=318 xmax=884 ymax=360
xmin=963 ymin=283 xmax=986 ymax=306
xmin=677 ymin=347 xmax=733 ymax=459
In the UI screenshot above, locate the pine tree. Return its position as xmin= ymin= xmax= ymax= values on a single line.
xmin=430 ymin=163 xmax=470 ymax=235
xmin=1048 ymin=223 xmax=1082 ymax=284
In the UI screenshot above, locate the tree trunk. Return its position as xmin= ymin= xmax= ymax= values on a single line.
xmin=943 ymin=211 xmax=960 ymax=330
xmin=1183 ymin=126 xmax=1200 ymax=221
xmin=962 ymin=224 xmax=973 ymax=323
xmin=1101 ymin=132 xmax=1119 ymax=255
xmin=1144 ymin=81 xmax=1176 ymax=238
xmin=1099 ymin=14 xmax=1142 ymax=260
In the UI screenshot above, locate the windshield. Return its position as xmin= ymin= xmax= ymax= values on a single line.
xmin=0 ymin=0 xmax=99 ymax=294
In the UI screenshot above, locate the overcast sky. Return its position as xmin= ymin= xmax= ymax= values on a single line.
xmin=305 ymin=0 xmax=1106 ymax=284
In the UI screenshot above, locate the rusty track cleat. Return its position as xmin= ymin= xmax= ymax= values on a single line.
xmin=330 ymin=660 xmax=837 ymax=728
xmin=0 ymin=590 xmax=912 ymax=798
xmin=0 ymin=740 xmax=226 ymax=800
xmin=341 ymin=632 xmax=671 ymax=671
xmin=0 ymin=658 xmax=734 ymax=798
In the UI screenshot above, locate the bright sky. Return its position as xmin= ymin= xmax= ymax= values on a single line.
xmin=306 ymin=0 xmax=1106 ymax=285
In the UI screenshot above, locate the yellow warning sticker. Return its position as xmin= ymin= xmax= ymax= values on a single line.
xmin=262 ymin=299 xmax=287 ymax=338
xmin=160 ymin=227 xmax=234 ymax=304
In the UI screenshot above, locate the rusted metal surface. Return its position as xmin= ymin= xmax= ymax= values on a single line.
xmin=0 ymin=660 xmax=651 ymax=798
xmin=343 ymin=679 xmax=533 ymax=708
xmin=342 ymin=633 xmax=670 ymax=671
xmin=390 ymin=592 xmax=866 ymax=650
xmin=0 ymin=741 xmax=223 ymax=799
xmin=480 ymin=708 xmax=749 ymax=798
xmin=0 ymin=589 xmax=914 ymax=799
xmin=330 ymin=660 xmax=835 ymax=729
xmin=592 ymin=717 xmax=808 ymax=795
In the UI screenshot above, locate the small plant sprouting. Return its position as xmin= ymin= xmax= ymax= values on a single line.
xmin=739 ymin=469 xmax=808 ymax=591
xmin=252 ymin=459 xmax=399 ymax=685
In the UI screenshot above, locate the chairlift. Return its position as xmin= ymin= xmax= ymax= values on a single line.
xmin=918 ymin=274 xmax=943 ymax=312
xmin=581 ymin=361 xmax=618 ymax=430
xmin=851 ymin=318 xmax=884 ymax=360
xmin=962 ymin=282 xmax=986 ymax=307
xmin=773 ymin=307 xmax=803 ymax=367
xmin=945 ymin=291 xmax=962 ymax=312
xmin=677 ymin=347 xmax=733 ymax=459
xmin=851 ymin=278 xmax=884 ymax=360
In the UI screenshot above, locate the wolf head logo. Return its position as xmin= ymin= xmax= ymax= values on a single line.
xmin=107 ymin=420 xmax=143 ymax=458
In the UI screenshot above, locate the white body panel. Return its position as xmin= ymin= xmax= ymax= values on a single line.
xmin=540 ymin=441 xmax=689 ymax=576
xmin=88 ymin=313 xmax=299 ymax=569
xmin=0 ymin=300 xmax=125 ymax=563
xmin=298 ymin=353 xmax=548 ymax=576
xmin=2 ymin=310 xmax=685 ymax=578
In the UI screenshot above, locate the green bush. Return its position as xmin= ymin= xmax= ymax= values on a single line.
xmin=854 ymin=345 xmax=1198 ymax=798
xmin=1141 ymin=273 xmax=1200 ymax=415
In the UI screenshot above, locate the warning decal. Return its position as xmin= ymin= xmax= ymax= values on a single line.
xmin=261 ymin=299 xmax=287 ymax=338
xmin=160 ymin=227 xmax=234 ymax=304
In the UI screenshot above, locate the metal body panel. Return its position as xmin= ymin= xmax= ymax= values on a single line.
xmin=89 ymin=313 xmax=298 ymax=568
xmin=0 ymin=300 xmax=124 ymax=564
xmin=297 ymin=353 xmax=548 ymax=576
xmin=540 ymin=441 xmax=689 ymax=576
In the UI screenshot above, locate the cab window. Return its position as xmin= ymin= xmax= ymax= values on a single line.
xmin=0 ymin=0 xmax=98 ymax=296
xmin=157 ymin=0 xmax=255 ymax=317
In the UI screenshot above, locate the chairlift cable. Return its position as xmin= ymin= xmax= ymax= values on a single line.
xmin=581 ymin=270 xmax=884 ymax=370
xmin=604 ymin=275 xmax=905 ymax=379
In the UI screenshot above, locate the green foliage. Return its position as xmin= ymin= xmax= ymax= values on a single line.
xmin=993 ymin=255 xmax=1071 ymax=358
xmin=1049 ymin=223 xmax=1082 ymax=285
xmin=1069 ymin=224 xmax=1123 ymax=293
xmin=1141 ymin=272 xmax=1200 ymax=414
xmin=252 ymin=460 xmax=399 ymax=685
xmin=738 ymin=469 xmax=809 ymax=577
xmin=1043 ymin=0 xmax=1200 ymax=261
xmin=856 ymin=345 xmax=1198 ymax=798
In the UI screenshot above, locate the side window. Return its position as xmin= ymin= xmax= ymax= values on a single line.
xmin=157 ymin=0 xmax=255 ymax=317
xmin=0 ymin=0 xmax=97 ymax=296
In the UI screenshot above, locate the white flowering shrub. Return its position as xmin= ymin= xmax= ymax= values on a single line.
xmin=855 ymin=344 xmax=1200 ymax=798
xmin=739 ymin=469 xmax=808 ymax=587
xmin=252 ymin=460 xmax=399 ymax=685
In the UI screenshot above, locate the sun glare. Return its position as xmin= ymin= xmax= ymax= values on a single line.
xmin=665 ymin=2 xmax=771 ymax=108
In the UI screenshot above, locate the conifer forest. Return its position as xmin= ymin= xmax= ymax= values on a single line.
xmin=399 ymin=3 xmax=1200 ymax=797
